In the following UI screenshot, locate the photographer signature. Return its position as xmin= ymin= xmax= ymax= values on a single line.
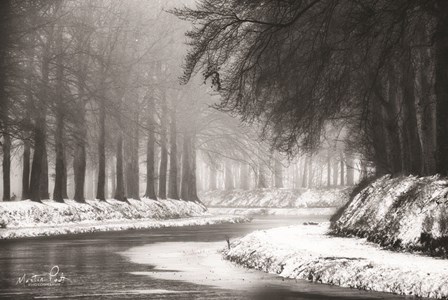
xmin=16 ymin=266 xmax=68 ymax=287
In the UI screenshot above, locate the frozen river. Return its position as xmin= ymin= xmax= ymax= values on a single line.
xmin=0 ymin=211 xmax=413 ymax=299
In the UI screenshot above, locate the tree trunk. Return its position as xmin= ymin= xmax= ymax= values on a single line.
xmin=73 ymin=137 xmax=86 ymax=202
xmin=110 ymin=157 xmax=116 ymax=198
xmin=346 ymin=154 xmax=354 ymax=185
xmin=131 ymin=118 xmax=140 ymax=199
xmin=62 ymin=150 xmax=68 ymax=199
xmin=53 ymin=24 xmax=66 ymax=203
xmin=327 ymin=153 xmax=331 ymax=187
xmin=296 ymin=158 xmax=302 ymax=188
xmin=168 ymin=102 xmax=179 ymax=199
xmin=0 ymin=0 xmax=11 ymax=201
xmin=401 ymin=54 xmax=423 ymax=175
xmin=332 ymin=157 xmax=338 ymax=186
xmin=435 ymin=7 xmax=448 ymax=175
xmin=180 ymin=130 xmax=199 ymax=201
xmin=308 ymin=155 xmax=314 ymax=188
xmin=145 ymin=97 xmax=157 ymax=199
xmin=40 ymin=136 xmax=49 ymax=199
xmin=0 ymin=55 xmax=10 ymax=201
xmin=29 ymin=116 xmax=46 ymax=202
xmin=21 ymin=38 xmax=34 ymax=201
xmin=302 ymin=156 xmax=308 ymax=188
xmin=114 ymin=134 xmax=126 ymax=201
xmin=73 ymin=115 xmax=87 ymax=203
xmin=158 ymin=92 xmax=168 ymax=199
xmin=209 ymin=165 xmax=217 ymax=190
xmin=418 ymin=47 xmax=436 ymax=175
xmin=257 ymin=155 xmax=268 ymax=188
xmin=340 ymin=154 xmax=345 ymax=186
xmin=2 ymin=134 xmax=11 ymax=201
xmin=125 ymin=133 xmax=139 ymax=200
xmin=96 ymin=96 xmax=106 ymax=200
xmin=371 ymin=89 xmax=390 ymax=176
xmin=224 ymin=160 xmax=234 ymax=191
xmin=22 ymin=140 xmax=31 ymax=199
xmin=240 ymin=163 xmax=250 ymax=190
xmin=53 ymin=112 xmax=65 ymax=202
xmin=274 ymin=152 xmax=283 ymax=188
xmin=31 ymin=26 xmax=52 ymax=202
xmin=104 ymin=162 xmax=109 ymax=199
xmin=384 ymin=69 xmax=402 ymax=174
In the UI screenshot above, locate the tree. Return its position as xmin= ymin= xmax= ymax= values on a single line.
xmin=0 ymin=0 xmax=12 ymax=201
xmin=180 ymin=129 xmax=199 ymax=201
xmin=53 ymin=13 xmax=66 ymax=202
xmin=158 ymin=88 xmax=168 ymax=199
xmin=224 ymin=160 xmax=234 ymax=191
xmin=144 ymin=93 xmax=157 ymax=199
xmin=168 ymin=97 xmax=179 ymax=199
xmin=273 ymin=152 xmax=283 ymax=188
xmin=30 ymin=7 xmax=54 ymax=202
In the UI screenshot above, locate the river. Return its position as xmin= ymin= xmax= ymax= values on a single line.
xmin=0 ymin=211 xmax=414 ymax=299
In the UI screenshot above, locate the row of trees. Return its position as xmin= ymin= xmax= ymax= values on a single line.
xmin=1 ymin=0 xmax=307 ymax=203
xmin=174 ymin=0 xmax=448 ymax=178
xmin=198 ymin=149 xmax=358 ymax=192
xmin=0 ymin=0 xmax=221 ymax=202
xmin=0 ymin=0 xmax=366 ymax=204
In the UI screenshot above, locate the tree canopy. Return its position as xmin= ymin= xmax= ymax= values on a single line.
xmin=174 ymin=0 xmax=448 ymax=176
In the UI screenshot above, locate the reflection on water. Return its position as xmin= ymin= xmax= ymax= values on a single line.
xmin=0 ymin=213 xmax=414 ymax=299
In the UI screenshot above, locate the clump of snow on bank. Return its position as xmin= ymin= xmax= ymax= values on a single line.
xmin=0 ymin=198 xmax=250 ymax=239
xmin=225 ymin=224 xmax=448 ymax=298
xmin=332 ymin=175 xmax=448 ymax=256
xmin=201 ymin=188 xmax=350 ymax=208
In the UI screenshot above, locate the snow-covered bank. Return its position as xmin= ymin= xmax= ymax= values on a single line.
xmin=225 ymin=224 xmax=448 ymax=298
xmin=207 ymin=207 xmax=337 ymax=217
xmin=0 ymin=215 xmax=249 ymax=239
xmin=200 ymin=187 xmax=350 ymax=208
xmin=331 ymin=175 xmax=448 ymax=256
xmin=0 ymin=198 xmax=249 ymax=239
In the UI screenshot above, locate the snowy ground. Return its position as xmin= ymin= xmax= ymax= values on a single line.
xmin=200 ymin=187 xmax=350 ymax=208
xmin=0 ymin=198 xmax=249 ymax=239
xmin=225 ymin=223 xmax=448 ymax=299
xmin=332 ymin=175 xmax=448 ymax=256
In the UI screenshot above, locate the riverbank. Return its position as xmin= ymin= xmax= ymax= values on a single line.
xmin=331 ymin=175 xmax=448 ymax=256
xmin=200 ymin=187 xmax=350 ymax=208
xmin=225 ymin=223 xmax=448 ymax=298
xmin=0 ymin=198 xmax=249 ymax=239
xmin=207 ymin=207 xmax=337 ymax=216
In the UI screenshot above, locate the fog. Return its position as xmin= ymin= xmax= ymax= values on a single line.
xmin=0 ymin=0 xmax=358 ymax=201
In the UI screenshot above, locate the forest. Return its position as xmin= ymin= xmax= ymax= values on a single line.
xmin=0 ymin=0 xmax=357 ymax=205
xmin=1 ymin=0 xmax=447 ymax=204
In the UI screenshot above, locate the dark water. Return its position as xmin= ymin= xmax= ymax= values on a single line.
xmin=0 ymin=213 xmax=416 ymax=299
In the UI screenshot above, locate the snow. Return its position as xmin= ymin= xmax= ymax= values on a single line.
xmin=207 ymin=207 xmax=337 ymax=217
xmin=225 ymin=223 xmax=448 ymax=298
xmin=332 ymin=175 xmax=448 ymax=256
xmin=122 ymin=241 xmax=280 ymax=291
xmin=200 ymin=187 xmax=350 ymax=208
xmin=0 ymin=198 xmax=249 ymax=239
